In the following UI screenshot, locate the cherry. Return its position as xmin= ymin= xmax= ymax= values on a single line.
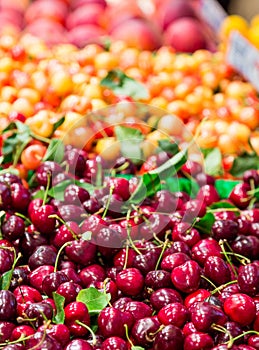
xmin=65 ymin=339 xmax=93 ymax=350
xmin=238 ymin=263 xmax=259 ymax=296
xmin=218 ymin=283 xmax=240 ymax=304
xmin=195 ymin=172 xmax=215 ymax=186
xmin=0 ymin=322 xmax=15 ymax=342
xmin=229 ymin=183 xmax=251 ymax=209
xmin=182 ymin=322 xmax=198 ymax=336
xmin=107 ymin=177 xmax=130 ymax=201
xmin=158 ymin=302 xmax=188 ymax=327
xmin=223 ymin=293 xmax=256 ymax=327
xmin=0 ymin=248 xmax=13 ymax=274
xmin=113 ymin=297 xmax=133 ymax=312
xmin=172 ymin=223 xmax=201 ymax=247
xmin=29 ymin=265 xmax=55 ymax=292
xmin=65 ymin=238 xmax=97 ymax=266
xmin=53 ymin=221 xmax=81 ymax=248
xmin=161 ymin=252 xmax=190 ymax=271
xmin=153 ymin=324 xmax=184 ymax=350
xmin=243 ymin=169 xmax=259 ymax=187
xmin=0 ymin=173 xmax=21 ymax=185
xmin=182 ymin=160 xmax=203 ymax=176
xmin=83 ymin=197 xmax=102 ymax=214
xmin=2 ymin=215 xmax=25 ymax=241
xmin=171 ymin=260 xmax=201 ymax=294
xmin=124 ymin=301 xmax=153 ymax=321
xmin=0 ymin=291 xmax=17 ymax=321
xmin=39 ymin=324 xmax=71 ymax=347
xmin=231 ymin=235 xmax=259 ymax=260
xmin=184 ymin=289 xmax=211 ymax=308
xmin=101 ymin=336 xmax=128 ymax=350
xmin=145 ymin=270 xmax=172 ymax=290
xmin=150 ymin=288 xmax=183 ymax=311
xmin=64 ymin=184 xmax=90 ymax=205
xmin=112 ymin=156 xmax=136 ymax=175
xmin=79 ymin=264 xmax=106 ymax=288
xmin=131 ymin=316 xmax=161 ymax=347
xmin=42 ymin=271 xmax=70 ymax=297
xmin=58 ymin=204 xmax=85 ymax=222
xmin=116 ymin=268 xmax=144 ymax=297
xmin=35 ymin=161 xmax=63 ymax=187
xmin=64 ymin=301 xmax=90 ymax=337
xmin=2 ymin=345 xmax=25 ymax=350
xmin=212 ymin=219 xmax=239 ymax=241
xmin=20 ymin=230 xmax=48 ymax=257
xmin=132 ymin=249 xmax=161 ymax=275
xmin=30 ymin=204 xmax=57 ymax=236
xmin=65 ymin=148 xmax=86 ymax=176
xmin=0 ymin=182 xmax=12 ymax=210
xmin=181 ymin=199 xmax=207 ymax=219
xmin=204 ymin=256 xmax=231 ymax=286
xmin=196 ymin=184 xmax=220 ymax=206
xmin=152 ymin=190 xmax=179 ymax=213
xmin=97 ymin=307 xmax=133 ymax=339
xmin=93 ymin=280 xmax=118 ymax=303
xmin=215 ymin=321 xmax=244 ymax=345
xmin=191 ymin=238 xmax=222 ymax=266
xmin=95 ymin=227 xmax=123 ymax=249
xmin=28 ymin=245 xmax=57 ymax=270
xmin=24 ymin=301 xmax=53 ymax=328
xmin=10 ymin=325 xmax=35 ymax=341
xmin=56 ymin=281 xmax=82 ymax=304
xmin=184 ymin=332 xmax=214 ymax=350
xmin=10 ymin=182 xmax=30 ymax=213
xmin=248 ymin=335 xmax=259 ymax=349
xmin=164 ymin=241 xmax=191 ymax=256
xmin=25 ymin=331 xmax=62 ymax=350
xmin=113 ymin=248 xmax=137 ymax=269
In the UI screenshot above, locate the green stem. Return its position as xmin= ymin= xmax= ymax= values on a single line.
xmin=30 ymin=132 xmax=51 ymax=144
xmin=123 ymin=245 xmax=129 ymax=270
xmin=126 ymin=209 xmax=142 ymax=255
xmin=155 ymin=239 xmax=169 ymax=271
xmin=75 ymin=320 xmax=97 ymax=345
xmin=54 ymin=241 xmax=72 ymax=273
xmin=42 ymin=171 xmax=52 ymax=206
xmin=226 ymin=330 xmax=259 ymax=348
xmin=211 ymin=280 xmax=238 ymax=295
xmin=48 ymin=214 xmax=78 ymax=240
xmin=219 ymin=240 xmax=238 ymax=278
xmin=102 ymin=185 xmax=114 ymax=219
xmin=201 ymin=275 xmax=218 ymax=292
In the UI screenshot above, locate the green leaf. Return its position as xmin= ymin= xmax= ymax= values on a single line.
xmin=158 ymin=139 xmax=179 ymax=155
xmin=131 ymin=347 xmax=145 ymax=350
xmin=52 ymin=116 xmax=65 ymax=133
xmin=209 ymin=201 xmax=238 ymax=210
xmin=81 ymin=231 xmax=92 ymax=241
xmin=215 ymin=179 xmax=241 ymax=199
xmin=126 ymin=149 xmax=187 ymax=206
xmin=115 ymin=126 xmax=144 ymax=164
xmin=230 ymin=151 xmax=259 ymax=177
xmin=163 ymin=177 xmax=199 ymax=198
xmin=203 ymin=148 xmax=223 ymax=176
xmin=0 ymin=270 xmax=13 ymax=290
xmin=43 ymin=139 xmax=65 ymax=163
xmin=52 ymin=292 xmax=65 ymax=324
xmin=76 ymin=287 xmax=111 ymax=316
xmin=100 ymin=69 xmax=149 ymax=100
xmin=194 ymin=212 xmax=215 ymax=235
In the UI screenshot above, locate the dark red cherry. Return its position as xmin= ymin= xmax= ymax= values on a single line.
xmin=212 ymin=219 xmax=239 ymax=241
xmin=30 ymin=204 xmax=56 ymax=236
xmin=243 ymin=169 xmax=259 ymax=187
xmin=229 ymin=183 xmax=251 ymax=209
xmin=191 ymin=238 xmax=221 ymax=266
xmin=182 ymin=322 xmax=198 ymax=336
xmin=25 ymin=331 xmax=62 ymax=350
xmin=0 ymin=322 xmax=15 ymax=342
xmin=190 ymin=301 xmax=227 ymax=332
xmin=196 ymin=184 xmax=220 ymax=206
xmin=223 ymin=293 xmax=256 ymax=327
xmin=95 ymin=227 xmax=123 ymax=249
xmin=195 ymin=172 xmax=215 ymax=186
xmin=98 ymin=307 xmax=133 ymax=339
xmin=172 ymin=223 xmax=201 ymax=247
xmin=171 ymin=260 xmax=201 ymax=294
xmin=107 ymin=177 xmax=130 ymax=201
xmin=28 ymin=245 xmax=57 ymax=270
xmin=131 ymin=316 xmax=161 ymax=347
xmin=65 ymin=238 xmax=97 ymax=266
xmin=116 ymin=268 xmax=144 ymax=297
xmin=42 ymin=271 xmax=69 ymax=297
xmin=248 ymin=335 xmax=259 ymax=349
xmin=145 ymin=270 xmax=172 ymax=290
xmin=0 ymin=182 xmax=12 ymax=210
xmin=24 ymin=302 xmax=53 ymax=328
xmin=153 ymin=324 xmax=184 ymax=350
xmin=0 ymin=248 xmax=13 ymax=274
xmin=64 ymin=184 xmax=90 ymax=205
xmin=58 ymin=204 xmax=85 ymax=222
xmin=181 ymin=199 xmax=207 ymax=219
xmin=29 ymin=265 xmax=55 ymax=292
xmin=238 ymin=263 xmax=259 ymax=296
xmin=65 ymin=148 xmax=86 ymax=176
xmin=150 ymin=288 xmax=183 ymax=311
xmin=204 ymin=256 xmax=231 ymax=286
xmin=101 ymin=336 xmax=128 ymax=350
xmin=53 ymin=221 xmax=80 ymax=248
xmin=65 ymin=339 xmax=93 ymax=350
xmin=83 ymin=197 xmax=102 ymax=214
xmin=124 ymin=301 xmax=153 ymax=321
xmin=184 ymin=289 xmax=211 ymax=308
xmin=215 ymin=321 xmax=244 ymax=345
xmin=36 ymin=161 xmax=63 ymax=187
xmin=64 ymin=301 xmax=90 ymax=337
xmin=182 ymin=160 xmax=203 ymax=177
xmin=184 ymin=332 xmax=214 ymax=350
xmin=158 ymin=302 xmax=188 ymax=327
xmin=79 ymin=264 xmax=106 ymax=288
xmin=231 ymin=235 xmax=259 ymax=260
xmin=153 ymin=190 xmax=179 ymax=213
xmin=41 ymin=324 xmax=71 ymax=347
xmin=10 ymin=325 xmax=35 ymax=341
xmin=113 ymin=248 xmax=137 ymax=269
xmin=20 ymin=230 xmax=48 ymax=257
xmin=2 ymin=215 xmax=25 ymax=241
xmin=10 ymin=182 xmax=30 ymax=213
xmin=56 ymin=281 xmax=82 ymax=304
xmin=0 ymin=291 xmax=17 ymax=321
xmin=161 ymin=252 xmax=190 ymax=272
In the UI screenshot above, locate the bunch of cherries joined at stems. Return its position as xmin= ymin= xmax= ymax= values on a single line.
xmin=0 ymin=141 xmax=258 ymax=350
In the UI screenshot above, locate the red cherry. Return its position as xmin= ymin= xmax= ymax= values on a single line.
xmin=223 ymin=293 xmax=256 ymax=327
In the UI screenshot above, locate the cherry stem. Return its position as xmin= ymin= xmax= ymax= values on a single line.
xmin=42 ymin=171 xmax=52 ymax=206
xmin=48 ymin=214 xmax=78 ymax=240
xmin=75 ymin=320 xmax=97 ymax=346
xmin=219 ymin=240 xmax=238 ymax=278
xmin=123 ymin=245 xmax=129 ymax=270
xmin=211 ymin=280 xmax=238 ymax=295
xmin=222 ymin=251 xmax=251 ymax=265
xmin=0 ymin=334 xmax=32 ymax=348
xmin=126 ymin=208 xmax=142 ymax=255
xmin=211 ymin=324 xmax=233 ymax=345
xmin=54 ymin=241 xmax=72 ymax=273
xmin=102 ymin=185 xmax=114 ymax=219
xmin=124 ymin=324 xmax=134 ymax=348
xmin=15 ymin=212 xmax=32 ymax=225
xmin=155 ymin=239 xmax=169 ymax=271
xmin=226 ymin=330 xmax=259 ymax=348
xmin=27 ymin=323 xmax=48 ymax=350
xmin=201 ymin=275 xmax=218 ymax=293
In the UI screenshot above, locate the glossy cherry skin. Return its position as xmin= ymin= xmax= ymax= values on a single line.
xmin=190 ymin=301 xmax=227 ymax=332
xmin=28 ymin=245 xmax=57 ymax=270
xmin=35 ymin=161 xmax=63 ymax=187
xmin=153 ymin=324 xmax=184 ymax=350
xmin=1 ymin=345 xmax=25 ymax=350
xmin=152 ymin=190 xmax=179 ymax=213
xmin=229 ymin=183 xmax=251 ymax=209
xmin=191 ymin=238 xmax=221 ymax=266
xmin=39 ymin=324 xmax=71 ymax=347
xmin=42 ymin=271 xmax=70 ymax=297
xmin=113 ymin=248 xmax=137 ymax=269
xmin=0 ymin=291 xmax=17 ymax=321
xmin=196 ymin=184 xmax=220 ymax=206
xmin=231 ymin=235 xmax=259 ymax=260
xmin=215 ymin=321 xmax=244 ymax=345
xmin=107 ymin=177 xmax=130 ymax=201
xmin=101 ymin=336 xmax=128 ymax=350
xmin=56 ymin=281 xmax=82 ymax=304
xmin=0 ymin=322 xmax=15 ymax=342
xmin=204 ymin=256 xmax=231 ymax=286
xmin=248 ymin=335 xmax=259 ymax=349
xmin=145 ymin=270 xmax=172 ymax=290
xmin=98 ymin=307 xmax=133 ymax=339
xmin=10 ymin=325 xmax=35 ymax=341
xmin=124 ymin=301 xmax=153 ymax=321
xmin=25 ymin=331 xmax=62 ymax=350
xmin=10 ymin=182 xmax=30 ymax=213
xmin=116 ymin=268 xmax=144 ymax=297
xmin=53 ymin=221 xmax=81 ymax=248
xmin=0 ymin=248 xmax=13 ymax=274
xmin=24 ymin=302 xmax=53 ymax=328
xmin=0 ymin=182 xmax=12 ymax=210
xmin=150 ymin=288 xmax=183 ymax=311
xmin=30 ymin=204 xmax=56 ymax=236
xmin=172 ymin=223 xmax=201 ymax=247
xmin=184 ymin=332 xmax=214 ymax=350
xmin=212 ymin=219 xmax=239 ymax=241
xmin=64 ymin=184 xmax=90 ymax=204
xmin=184 ymin=289 xmax=211 ymax=308
xmin=161 ymin=252 xmax=190 ymax=272
xmin=158 ymin=302 xmax=188 ymax=328
xmin=131 ymin=316 xmax=161 ymax=347
xmin=65 ymin=238 xmax=97 ymax=266
xmin=65 ymin=339 xmax=93 ymax=350
xmin=238 ymin=263 xmax=259 ymax=296
xmin=171 ymin=260 xmax=201 ymax=294
xmin=79 ymin=264 xmax=106 ymax=288
xmin=29 ymin=265 xmax=55 ymax=292
xmin=223 ymin=293 xmax=256 ymax=327
xmin=2 ymin=215 xmax=25 ymax=241
xmin=64 ymin=301 xmax=90 ymax=337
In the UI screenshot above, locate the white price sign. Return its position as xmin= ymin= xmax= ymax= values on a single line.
xmin=227 ymin=31 xmax=259 ymax=92
xmin=199 ymin=0 xmax=227 ymax=32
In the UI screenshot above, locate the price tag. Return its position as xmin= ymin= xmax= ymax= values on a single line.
xmin=199 ymin=0 xmax=227 ymax=32
xmin=227 ymin=31 xmax=259 ymax=92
